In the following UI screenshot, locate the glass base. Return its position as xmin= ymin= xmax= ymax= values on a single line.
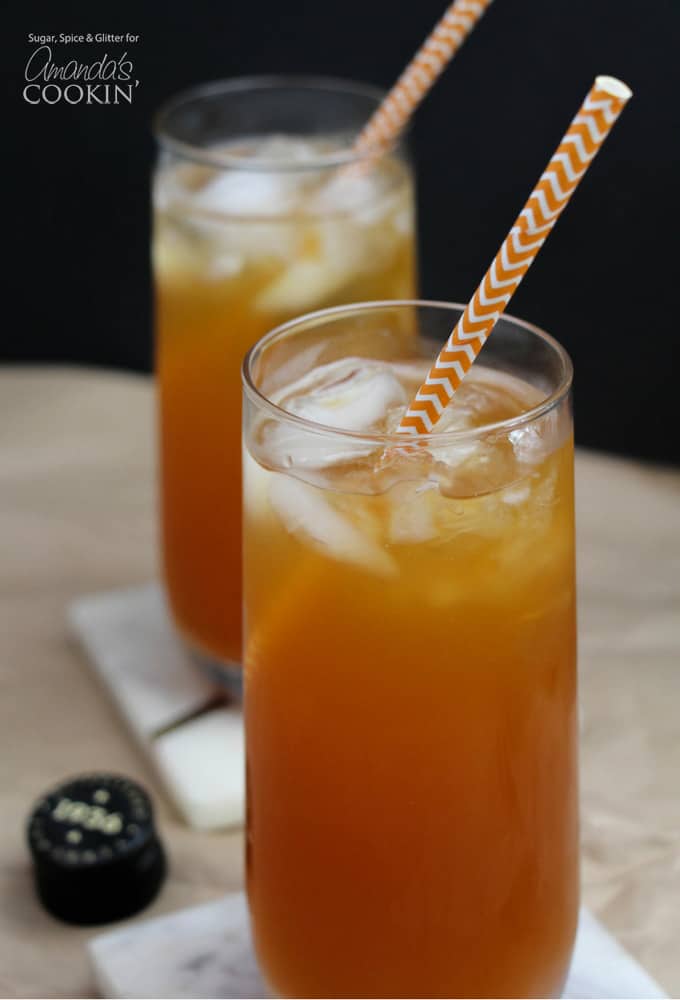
xmin=186 ymin=644 xmax=243 ymax=699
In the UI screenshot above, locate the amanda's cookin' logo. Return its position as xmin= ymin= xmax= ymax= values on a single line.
xmin=23 ymin=33 xmax=141 ymax=106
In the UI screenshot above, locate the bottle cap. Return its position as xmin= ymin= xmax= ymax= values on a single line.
xmin=27 ymin=773 xmax=167 ymax=925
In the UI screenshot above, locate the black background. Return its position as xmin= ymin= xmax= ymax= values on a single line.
xmin=6 ymin=0 xmax=679 ymax=463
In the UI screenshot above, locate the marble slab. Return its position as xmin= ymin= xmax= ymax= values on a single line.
xmin=69 ymin=584 xmax=244 ymax=830
xmin=88 ymin=892 xmax=667 ymax=999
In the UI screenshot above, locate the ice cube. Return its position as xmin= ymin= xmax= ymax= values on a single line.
xmin=207 ymin=250 xmax=243 ymax=279
xmin=509 ymin=410 xmax=561 ymax=467
xmin=177 ymin=206 xmax=298 ymax=265
xmin=262 ymin=423 xmax=375 ymax=475
xmin=434 ymin=439 xmax=519 ymax=499
xmin=412 ymin=369 xmax=546 ymax=497
xmin=502 ymin=483 xmax=531 ymax=506
xmin=312 ymin=171 xmax=371 ymax=212
xmin=255 ymin=188 xmax=402 ymax=313
xmin=191 ymin=170 xmax=300 ymax=217
xmin=152 ymin=229 xmax=197 ymax=280
xmin=425 ymin=401 xmax=489 ymax=495
xmin=310 ymin=156 xmax=409 ymax=225
xmin=254 ymin=255 xmax=345 ymax=313
xmin=243 ymin=450 xmax=273 ymax=520
xmin=280 ymin=359 xmax=408 ymax=432
xmin=240 ymin=135 xmax=325 ymax=165
xmin=430 ymin=438 xmax=482 ymax=465
xmin=268 ymin=474 xmax=397 ymax=578
xmin=312 ymin=170 xmax=392 ymax=224
xmin=253 ymin=217 xmax=363 ymax=313
xmin=190 ymin=135 xmax=324 ymax=217
xmin=255 ymin=360 xmax=407 ymax=481
xmin=155 ymin=139 xmax=324 ymax=266
xmin=388 ymin=481 xmax=438 ymax=544
xmin=394 ymin=206 xmax=413 ymax=234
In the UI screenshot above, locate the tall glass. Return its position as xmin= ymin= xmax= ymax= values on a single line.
xmin=243 ymin=301 xmax=578 ymax=998
xmin=153 ymin=78 xmax=417 ymax=685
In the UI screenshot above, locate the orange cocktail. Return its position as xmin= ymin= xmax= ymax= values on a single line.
xmin=243 ymin=302 xmax=578 ymax=997
xmin=153 ymin=79 xmax=416 ymax=679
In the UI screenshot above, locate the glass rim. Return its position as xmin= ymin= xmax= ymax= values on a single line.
xmin=153 ymin=74 xmax=399 ymax=173
xmin=242 ymin=299 xmax=574 ymax=446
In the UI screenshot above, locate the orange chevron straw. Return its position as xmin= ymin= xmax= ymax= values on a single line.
xmin=350 ymin=0 xmax=493 ymax=166
xmin=398 ymin=75 xmax=632 ymax=436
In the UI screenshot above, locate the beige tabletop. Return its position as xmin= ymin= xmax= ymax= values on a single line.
xmin=0 ymin=367 xmax=678 ymax=999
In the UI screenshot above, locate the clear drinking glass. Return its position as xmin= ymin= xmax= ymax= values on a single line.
xmin=243 ymin=301 xmax=578 ymax=998
xmin=153 ymin=78 xmax=417 ymax=688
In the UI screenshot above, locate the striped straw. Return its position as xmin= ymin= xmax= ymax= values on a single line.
xmin=398 ymin=75 xmax=632 ymax=436
xmin=351 ymin=0 xmax=493 ymax=164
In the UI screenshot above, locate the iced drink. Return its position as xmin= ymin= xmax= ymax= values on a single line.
xmin=153 ymin=80 xmax=416 ymax=678
xmin=243 ymin=302 xmax=578 ymax=998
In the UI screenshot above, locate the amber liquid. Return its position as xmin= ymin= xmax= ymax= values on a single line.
xmin=154 ymin=161 xmax=416 ymax=665
xmin=244 ymin=378 xmax=578 ymax=996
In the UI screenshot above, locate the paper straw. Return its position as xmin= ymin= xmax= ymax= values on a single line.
xmin=397 ymin=75 xmax=632 ymax=436
xmin=351 ymin=0 xmax=493 ymax=163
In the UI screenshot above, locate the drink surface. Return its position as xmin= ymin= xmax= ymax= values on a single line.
xmin=154 ymin=135 xmax=416 ymax=664
xmin=244 ymin=357 xmax=578 ymax=998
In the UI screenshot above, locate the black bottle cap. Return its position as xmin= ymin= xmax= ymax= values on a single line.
xmin=27 ymin=773 xmax=167 ymax=925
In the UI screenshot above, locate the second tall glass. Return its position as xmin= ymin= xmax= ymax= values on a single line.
xmin=153 ymin=77 xmax=417 ymax=684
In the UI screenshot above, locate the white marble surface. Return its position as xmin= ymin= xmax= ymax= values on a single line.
xmin=89 ymin=895 xmax=267 ymax=1000
xmin=68 ymin=585 xmax=215 ymax=737
xmin=88 ymin=893 xmax=667 ymax=1000
xmin=69 ymin=584 xmax=245 ymax=830
xmin=154 ymin=709 xmax=245 ymax=831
